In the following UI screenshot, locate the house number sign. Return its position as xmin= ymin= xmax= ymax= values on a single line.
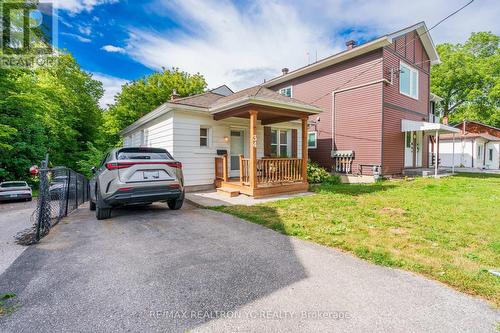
xmin=252 ymin=135 xmax=257 ymax=148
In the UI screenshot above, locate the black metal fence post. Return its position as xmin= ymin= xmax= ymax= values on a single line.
xmin=35 ymin=155 xmax=49 ymax=242
xmin=64 ymin=169 xmax=71 ymax=216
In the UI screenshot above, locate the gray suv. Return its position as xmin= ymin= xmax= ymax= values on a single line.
xmin=89 ymin=147 xmax=184 ymax=220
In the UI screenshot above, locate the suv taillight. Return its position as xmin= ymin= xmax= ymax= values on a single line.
xmin=105 ymin=161 xmax=182 ymax=170
xmin=166 ymin=162 xmax=182 ymax=169
xmin=105 ymin=162 xmax=132 ymax=170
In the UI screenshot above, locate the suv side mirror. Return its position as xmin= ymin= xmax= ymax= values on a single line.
xmin=91 ymin=167 xmax=97 ymax=174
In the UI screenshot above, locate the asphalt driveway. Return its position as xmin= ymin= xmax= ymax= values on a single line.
xmin=0 ymin=200 xmax=36 ymax=275
xmin=0 ymin=202 xmax=498 ymax=332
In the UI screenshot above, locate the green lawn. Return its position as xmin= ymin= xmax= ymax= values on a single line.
xmin=212 ymin=173 xmax=500 ymax=306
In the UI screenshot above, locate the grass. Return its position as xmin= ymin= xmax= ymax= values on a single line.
xmin=212 ymin=173 xmax=500 ymax=306
xmin=0 ymin=293 xmax=16 ymax=317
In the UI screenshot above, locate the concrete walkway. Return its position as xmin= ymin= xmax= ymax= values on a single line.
xmin=186 ymin=190 xmax=314 ymax=207
xmin=0 ymin=203 xmax=498 ymax=332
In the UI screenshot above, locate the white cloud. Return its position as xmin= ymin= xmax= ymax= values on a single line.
xmin=78 ymin=25 xmax=92 ymax=36
xmin=125 ymin=0 xmax=335 ymax=90
xmin=54 ymin=0 xmax=119 ymax=14
xmin=121 ymin=0 xmax=498 ymax=90
xmin=101 ymin=45 xmax=126 ymax=54
xmin=91 ymin=72 xmax=128 ymax=108
xmin=61 ymin=32 xmax=91 ymax=43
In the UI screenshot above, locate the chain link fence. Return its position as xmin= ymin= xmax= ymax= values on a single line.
xmin=16 ymin=158 xmax=89 ymax=245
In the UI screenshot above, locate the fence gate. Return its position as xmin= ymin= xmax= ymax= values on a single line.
xmin=16 ymin=157 xmax=89 ymax=245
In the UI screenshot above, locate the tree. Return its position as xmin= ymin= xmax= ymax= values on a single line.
xmin=431 ymin=32 xmax=500 ymax=127
xmin=0 ymin=55 xmax=104 ymax=181
xmin=103 ymin=68 xmax=207 ymax=145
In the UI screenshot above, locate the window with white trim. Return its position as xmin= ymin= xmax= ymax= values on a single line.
xmin=200 ymin=127 xmax=210 ymax=147
xmin=399 ymin=62 xmax=418 ymax=99
xmin=271 ymin=129 xmax=290 ymax=157
xmin=477 ymin=144 xmax=483 ymax=159
xmin=488 ymin=148 xmax=493 ymax=161
xmin=279 ymin=86 xmax=292 ymax=98
xmin=308 ymin=132 xmax=317 ymax=149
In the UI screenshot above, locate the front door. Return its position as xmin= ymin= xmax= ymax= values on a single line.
xmin=230 ymin=130 xmax=245 ymax=177
xmin=415 ymin=131 xmax=423 ymax=167
xmin=404 ymin=131 xmax=413 ymax=167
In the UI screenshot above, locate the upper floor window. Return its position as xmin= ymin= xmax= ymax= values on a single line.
xmin=279 ymin=86 xmax=292 ymax=98
xmin=200 ymin=127 xmax=210 ymax=147
xmin=400 ymin=62 xmax=418 ymax=99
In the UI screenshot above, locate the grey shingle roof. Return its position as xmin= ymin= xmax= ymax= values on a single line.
xmin=171 ymin=85 xmax=316 ymax=110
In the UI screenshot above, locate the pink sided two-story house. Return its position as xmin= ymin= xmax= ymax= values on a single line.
xmin=263 ymin=22 xmax=460 ymax=178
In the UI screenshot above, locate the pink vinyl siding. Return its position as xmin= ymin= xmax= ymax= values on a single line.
xmin=271 ymin=49 xmax=384 ymax=171
xmin=268 ymin=28 xmax=433 ymax=176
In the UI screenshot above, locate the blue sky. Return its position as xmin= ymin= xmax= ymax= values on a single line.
xmin=53 ymin=0 xmax=499 ymax=107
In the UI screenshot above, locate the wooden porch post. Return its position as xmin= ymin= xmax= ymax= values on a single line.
xmin=301 ymin=116 xmax=308 ymax=182
xmin=249 ymin=110 xmax=258 ymax=189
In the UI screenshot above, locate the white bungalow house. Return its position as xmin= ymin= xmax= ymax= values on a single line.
xmin=438 ymin=121 xmax=500 ymax=170
xmin=121 ymin=85 xmax=322 ymax=197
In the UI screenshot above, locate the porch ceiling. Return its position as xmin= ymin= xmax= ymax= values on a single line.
xmin=212 ymin=104 xmax=313 ymax=124
xmin=401 ymin=119 xmax=460 ymax=134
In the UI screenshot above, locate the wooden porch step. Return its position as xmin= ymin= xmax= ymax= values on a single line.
xmin=216 ymin=187 xmax=240 ymax=197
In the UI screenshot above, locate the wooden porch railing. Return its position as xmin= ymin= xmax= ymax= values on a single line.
xmin=239 ymin=155 xmax=250 ymax=185
xmin=216 ymin=156 xmax=304 ymax=186
xmin=214 ymin=154 xmax=228 ymax=181
xmin=257 ymin=158 xmax=303 ymax=184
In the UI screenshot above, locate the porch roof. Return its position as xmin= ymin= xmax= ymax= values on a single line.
xmin=401 ymin=119 xmax=460 ymax=134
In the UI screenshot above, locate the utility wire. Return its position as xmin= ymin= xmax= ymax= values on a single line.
xmin=307 ymin=0 xmax=475 ymax=106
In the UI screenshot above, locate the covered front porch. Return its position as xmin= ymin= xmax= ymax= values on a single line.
xmin=401 ymin=119 xmax=461 ymax=177
xmin=210 ymin=90 xmax=321 ymax=198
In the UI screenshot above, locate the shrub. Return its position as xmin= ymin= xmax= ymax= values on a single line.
xmin=307 ymin=162 xmax=339 ymax=184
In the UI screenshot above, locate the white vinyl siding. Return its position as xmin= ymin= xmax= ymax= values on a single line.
xmin=438 ymin=139 xmax=499 ymax=170
xmin=400 ymin=62 xmax=418 ymax=99
xmin=123 ymin=112 xmax=174 ymax=154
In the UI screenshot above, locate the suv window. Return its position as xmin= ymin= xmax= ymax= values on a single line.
xmin=116 ymin=148 xmax=173 ymax=160
xmin=1 ymin=182 xmax=27 ymax=188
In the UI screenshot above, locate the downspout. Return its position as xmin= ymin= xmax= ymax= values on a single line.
xmin=331 ymin=78 xmax=391 ymax=157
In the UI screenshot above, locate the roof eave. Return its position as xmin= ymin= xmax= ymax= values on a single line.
xmin=209 ymin=96 xmax=322 ymax=115
xmin=262 ymin=36 xmax=391 ymax=87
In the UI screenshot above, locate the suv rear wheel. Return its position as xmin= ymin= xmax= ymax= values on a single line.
xmin=167 ymin=192 xmax=184 ymax=210
xmin=89 ymin=200 xmax=96 ymax=211
xmin=95 ymin=186 xmax=111 ymax=220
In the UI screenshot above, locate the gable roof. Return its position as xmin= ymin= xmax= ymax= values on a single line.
xmin=262 ymin=21 xmax=439 ymax=88
xmin=210 ymin=84 xmax=234 ymax=96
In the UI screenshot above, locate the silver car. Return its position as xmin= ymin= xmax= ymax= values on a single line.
xmin=89 ymin=147 xmax=184 ymax=220
xmin=0 ymin=181 xmax=33 ymax=202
